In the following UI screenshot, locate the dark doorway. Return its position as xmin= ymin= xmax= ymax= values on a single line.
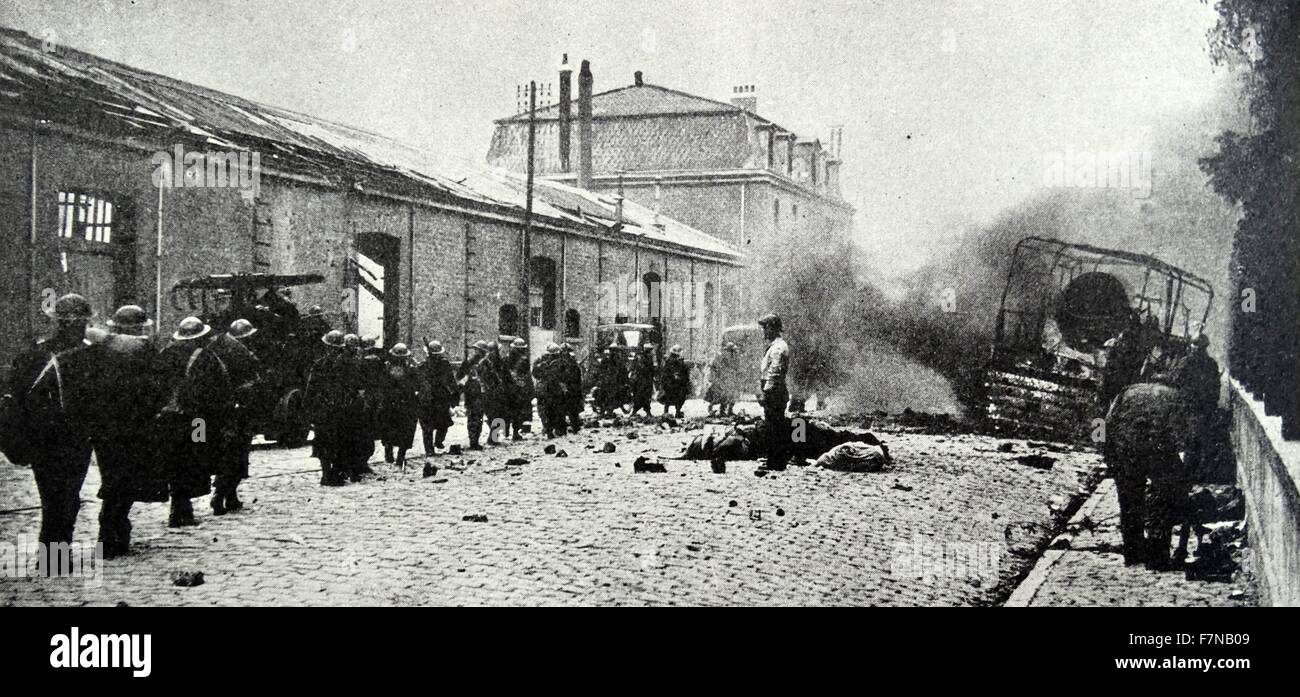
xmin=353 ymin=232 xmax=401 ymax=347
xmin=529 ymin=256 xmax=557 ymax=330
xmin=498 ymin=303 xmax=520 ymax=337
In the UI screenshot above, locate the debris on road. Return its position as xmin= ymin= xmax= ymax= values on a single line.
xmin=891 ymin=480 xmax=913 ymax=492
xmin=1014 ymin=454 xmax=1056 ymax=469
xmin=462 ymin=514 xmax=489 ymax=523
xmin=1004 ymin=521 xmax=1047 ymax=556
xmin=633 ymin=456 xmax=667 ymax=473
xmin=601 ymin=442 xmax=617 ymax=453
xmin=710 ymin=458 xmax=726 ymax=474
xmin=505 ymin=457 xmax=529 ymax=467
xmin=422 ymin=463 xmax=438 ymax=478
xmin=171 ymin=571 xmax=205 ymax=587
xmin=555 ymin=449 xmax=568 ymax=458
xmin=814 ymin=442 xmax=889 ymax=473
xmin=1188 ymin=485 xmax=1245 ymax=524
xmin=997 ymin=442 xmax=1017 ymax=453
xmin=544 ymin=444 xmax=557 ymax=454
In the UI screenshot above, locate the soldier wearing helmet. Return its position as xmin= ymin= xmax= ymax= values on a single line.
xmin=201 ymin=319 xmax=263 ymax=515
xmin=416 ymin=339 xmax=457 ymax=455
xmin=304 ymin=329 xmax=350 ymax=485
xmin=659 ymin=344 xmax=692 ymax=419
xmin=628 ymin=344 xmax=657 ymax=418
xmin=506 ymin=337 xmax=533 ymax=440
xmin=532 ymin=342 xmax=565 ymax=438
xmin=557 ymin=342 xmax=585 ymax=433
xmin=6 ymin=294 xmax=97 ymax=559
xmin=456 ymin=340 xmax=492 ymax=449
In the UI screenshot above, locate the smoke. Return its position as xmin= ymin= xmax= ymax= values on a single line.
xmin=758 ymin=86 xmax=1244 ymax=419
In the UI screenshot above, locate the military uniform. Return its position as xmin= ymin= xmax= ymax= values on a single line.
xmin=594 ymin=351 xmax=625 ymax=416
xmin=88 ymin=323 xmax=167 ymax=556
xmin=478 ymin=346 xmax=509 ymax=444
xmin=628 ymin=351 xmax=656 ymax=417
xmin=532 ymin=347 xmax=565 ymax=438
xmin=1105 ymin=380 xmax=1190 ymax=569
xmin=205 ymin=330 xmax=261 ymax=514
xmin=13 ymin=329 xmax=95 ymax=550
xmin=457 ymin=344 xmax=489 ymax=449
xmin=417 ymin=346 xmax=457 ymax=454
xmin=379 ymin=346 xmax=420 ymax=468
xmin=507 ymin=345 xmax=534 ymax=438
xmin=659 ymin=350 xmax=691 ymax=418
xmin=304 ymin=334 xmax=350 ymax=485
xmin=557 ymin=348 xmax=584 ymax=433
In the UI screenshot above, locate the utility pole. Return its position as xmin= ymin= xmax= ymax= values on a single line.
xmin=522 ymin=80 xmax=537 ymax=324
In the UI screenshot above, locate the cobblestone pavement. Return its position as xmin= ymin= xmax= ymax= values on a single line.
xmin=1013 ymin=479 xmax=1257 ymax=607
xmin=1 ymin=401 xmax=1106 ymax=606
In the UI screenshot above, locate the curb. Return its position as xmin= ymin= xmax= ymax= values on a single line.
xmin=1004 ymin=478 xmax=1115 ymax=607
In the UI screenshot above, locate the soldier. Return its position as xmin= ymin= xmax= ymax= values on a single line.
xmin=337 ymin=333 xmax=374 ymax=480
xmin=155 ymin=316 xmax=233 ymax=525
xmin=532 ymin=343 xmax=565 ymax=438
xmin=594 ymin=348 xmax=623 ymax=417
xmin=558 ymin=343 xmax=584 ymax=433
xmin=357 ymin=334 xmax=387 ymax=458
xmin=379 ymin=343 xmax=420 ymax=469
xmin=659 ymin=345 xmax=692 ymax=418
xmin=707 ymin=342 xmax=741 ymax=416
xmin=458 ymin=340 xmax=491 ymax=450
xmin=479 ymin=337 xmax=511 ymax=445
xmin=304 ymin=330 xmax=349 ymax=486
xmin=757 ymin=313 xmax=791 ymax=471
xmin=417 ymin=340 xmax=457 ymax=455
xmin=628 ymin=345 xmax=657 ymax=418
xmin=1171 ymin=333 xmax=1222 ymax=479
xmin=1104 ymin=374 xmax=1191 ymax=570
xmin=9 ymin=294 xmax=96 ymax=559
xmin=507 ymin=336 xmax=534 ymax=439
xmin=205 ymin=319 xmax=262 ymax=515
xmin=89 ymin=306 xmax=167 ymax=557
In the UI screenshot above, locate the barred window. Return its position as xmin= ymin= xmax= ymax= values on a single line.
xmin=57 ymin=191 xmax=114 ymax=243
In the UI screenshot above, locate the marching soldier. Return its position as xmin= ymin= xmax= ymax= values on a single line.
xmin=757 ymin=313 xmax=791 ymax=471
xmin=338 ymin=333 xmax=374 ymax=480
xmin=480 ymin=337 xmax=511 ymax=445
xmin=659 ymin=345 xmax=691 ymax=418
xmin=205 ymin=319 xmax=262 ymax=515
xmin=457 ymin=340 xmax=491 ymax=450
xmin=594 ymin=348 xmax=623 ymax=417
xmin=417 ymin=340 xmax=457 ymax=455
xmin=10 ymin=294 xmax=96 ymax=559
xmin=304 ymin=330 xmax=348 ymax=486
xmin=155 ymin=316 xmax=233 ymax=525
xmin=89 ymin=306 xmax=167 ymax=557
xmin=379 ymin=343 xmax=420 ymax=469
xmin=628 ymin=345 xmax=656 ymax=418
xmin=532 ymin=343 xmax=565 ymax=438
xmin=507 ymin=336 xmax=533 ymax=440
xmin=558 ymin=343 xmax=584 ymax=433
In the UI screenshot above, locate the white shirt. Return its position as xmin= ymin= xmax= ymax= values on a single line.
xmin=760 ymin=336 xmax=789 ymax=390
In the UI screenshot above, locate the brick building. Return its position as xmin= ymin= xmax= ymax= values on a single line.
xmin=0 ymin=29 xmax=741 ymax=381
xmin=487 ymin=60 xmax=855 ymax=318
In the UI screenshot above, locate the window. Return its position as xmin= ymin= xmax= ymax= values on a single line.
xmin=57 ymin=191 xmax=115 ymax=243
xmin=564 ymin=308 xmax=581 ymax=338
xmin=498 ymin=304 xmax=519 ymax=337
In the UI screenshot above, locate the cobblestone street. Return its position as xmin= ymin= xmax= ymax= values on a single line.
xmin=5 ymin=401 xmax=1110 ymax=606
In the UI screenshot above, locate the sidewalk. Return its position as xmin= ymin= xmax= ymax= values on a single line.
xmin=1006 ymin=479 xmax=1257 ymax=607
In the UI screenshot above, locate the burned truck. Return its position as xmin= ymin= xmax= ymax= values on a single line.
xmin=984 ymin=237 xmax=1213 ymax=442
xmin=171 ymin=272 xmax=329 ymax=446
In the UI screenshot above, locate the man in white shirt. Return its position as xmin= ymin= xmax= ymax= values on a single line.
xmin=757 ymin=313 xmax=790 ymax=470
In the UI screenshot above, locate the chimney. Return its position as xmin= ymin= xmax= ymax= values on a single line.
xmin=730 ymin=84 xmax=757 ymax=113
xmin=578 ymin=59 xmax=594 ymax=189
xmin=558 ymin=54 xmax=572 ymax=173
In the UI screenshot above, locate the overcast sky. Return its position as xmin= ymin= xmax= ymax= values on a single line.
xmin=1 ymin=0 xmax=1235 ymax=276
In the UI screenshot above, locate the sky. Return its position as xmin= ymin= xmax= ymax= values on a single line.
xmin=0 ymin=0 xmax=1237 ymax=277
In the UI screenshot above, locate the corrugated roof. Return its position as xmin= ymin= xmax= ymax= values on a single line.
xmin=0 ymin=27 xmax=741 ymax=262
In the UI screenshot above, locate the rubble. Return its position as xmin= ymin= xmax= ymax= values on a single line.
xmin=462 ymin=514 xmax=489 ymax=523
xmin=1186 ymin=520 xmax=1247 ymax=582
xmin=1013 ymin=454 xmax=1056 ymax=469
xmin=710 ymin=458 xmax=726 ymax=474
xmin=172 ymin=571 xmax=205 ymax=587
xmin=1004 ymin=521 xmax=1047 ymax=557
xmin=633 ymin=456 xmax=667 ymax=473
xmin=601 ymin=442 xmax=617 ymax=453
xmin=555 ymin=449 xmax=568 ymax=458
xmin=1188 ymin=485 xmax=1245 ymax=524
xmin=505 ymin=457 xmax=529 ymax=467
xmin=544 ymin=444 xmax=557 ymax=454
xmin=422 ymin=463 xmax=438 ymax=478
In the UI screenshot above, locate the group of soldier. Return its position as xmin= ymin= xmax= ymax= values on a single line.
xmin=3 ymin=294 xmax=263 ymax=562
xmin=2 ymin=289 xmax=790 ymax=565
